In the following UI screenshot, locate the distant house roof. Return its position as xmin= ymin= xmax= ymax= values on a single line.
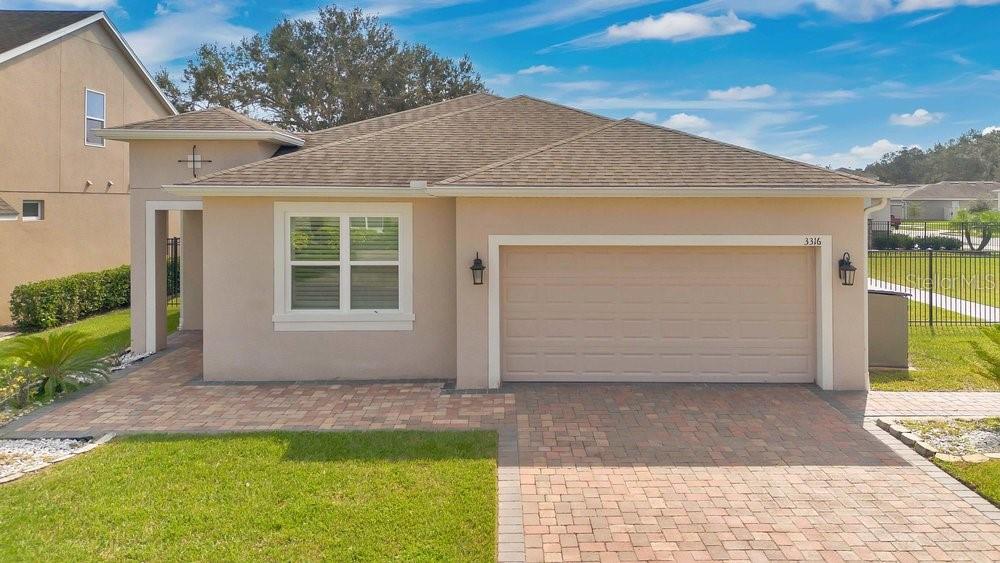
xmin=0 ymin=10 xmax=176 ymax=114
xmin=903 ymin=181 xmax=1000 ymax=201
xmin=0 ymin=196 xmax=17 ymax=218
xmin=98 ymin=107 xmax=304 ymax=146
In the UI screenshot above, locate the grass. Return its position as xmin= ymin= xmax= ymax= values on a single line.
xmin=934 ymin=459 xmax=1000 ymax=508
xmin=870 ymin=319 xmax=1000 ymax=391
xmin=0 ymin=431 xmax=497 ymax=561
xmin=0 ymin=304 xmax=180 ymax=365
xmin=869 ymin=251 xmax=1000 ymax=307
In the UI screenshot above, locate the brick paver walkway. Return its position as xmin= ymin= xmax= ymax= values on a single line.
xmin=828 ymin=389 xmax=1000 ymax=418
xmin=4 ymin=333 xmax=1000 ymax=561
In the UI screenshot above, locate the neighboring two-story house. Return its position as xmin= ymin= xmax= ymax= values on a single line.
xmin=0 ymin=10 xmax=175 ymax=325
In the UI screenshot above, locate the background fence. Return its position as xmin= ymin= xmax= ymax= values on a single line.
xmin=869 ymin=220 xmax=1000 ymax=252
xmin=167 ymin=237 xmax=180 ymax=305
xmin=868 ymin=249 xmax=1000 ymax=325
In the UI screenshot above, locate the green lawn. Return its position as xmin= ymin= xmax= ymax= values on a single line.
xmin=869 ymin=251 xmax=1000 ymax=307
xmin=934 ymin=459 xmax=1000 ymax=508
xmin=870 ymin=318 xmax=1000 ymax=391
xmin=0 ymin=304 xmax=180 ymax=365
xmin=0 ymin=431 xmax=497 ymax=561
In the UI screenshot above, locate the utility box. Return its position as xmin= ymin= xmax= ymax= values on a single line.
xmin=869 ymin=290 xmax=909 ymax=369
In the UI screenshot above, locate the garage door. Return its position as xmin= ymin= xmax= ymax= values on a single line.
xmin=501 ymin=246 xmax=816 ymax=383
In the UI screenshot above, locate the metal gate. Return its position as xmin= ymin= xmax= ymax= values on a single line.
xmin=167 ymin=237 xmax=180 ymax=305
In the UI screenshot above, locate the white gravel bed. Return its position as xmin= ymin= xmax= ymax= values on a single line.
xmin=0 ymin=438 xmax=88 ymax=478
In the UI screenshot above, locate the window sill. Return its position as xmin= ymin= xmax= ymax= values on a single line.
xmin=272 ymin=312 xmax=414 ymax=332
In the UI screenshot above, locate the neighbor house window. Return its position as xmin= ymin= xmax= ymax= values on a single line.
xmin=85 ymin=89 xmax=106 ymax=147
xmin=274 ymin=203 xmax=413 ymax=331
xmin=22 ymin=200 xmax=44 ymax=221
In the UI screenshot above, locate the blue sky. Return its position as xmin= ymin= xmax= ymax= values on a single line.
xmin=7 ymin=0 xmax=1000 ymax=168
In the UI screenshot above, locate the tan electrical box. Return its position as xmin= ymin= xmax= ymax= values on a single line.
xmin=869 ymin=290 xmax=909 ymax=369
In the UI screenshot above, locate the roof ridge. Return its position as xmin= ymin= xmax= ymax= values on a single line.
xmin=620 ymin=118 xmax=885 ymax=185
xmin=509 ymin=94 xmax=614 ymax=124
xmin=215 ymin=107 xmax=291 ymax=133
xmin=302 ymin=92 xmax=501 ymax=139
xmin=187 ymin=94 xmax=513 ymax=185
xmin=437 ymin=119 xmax=624 ymax=185
xmin=105 ymin=106 xmax=223 ymax=130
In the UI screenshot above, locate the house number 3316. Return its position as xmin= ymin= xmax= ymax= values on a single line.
xmin=803 ymin=237 xmax=822 ymax=246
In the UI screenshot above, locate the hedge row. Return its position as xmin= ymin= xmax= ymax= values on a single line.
xmin=9 ymin=265 xmax=130 ymax=332
xmin=870 ymin=232 xmax=963 ymax=250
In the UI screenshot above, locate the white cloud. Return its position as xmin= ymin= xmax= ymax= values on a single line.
xmin=984 ymin=126 xmax=1000 ymax=136
xmin=517 ymin=65 xmax=558 ymax=75
xmin=125 ymin=1 xmax=255 ymax=66
xmin=794 ymin=139 xmax=914 ymax=169
xmin=630 ymin=111 xmax=658 ymax=122
xmin=949 ymin=53 xmax=972 ymax=65
xmin=604 ymin=10 xmax=753 ymax=43
xmin=895 ymin=0 xmax=1000 ymax=13
xmin=554 ymin=10 xmax=752 ymax=49
xmin=662 ymin=112 xmax=712 ymax=131
xmin=707 ymin=84 xmax=776 ymax=101
xmin=903 ymin=11 xmax=949 ymax=25
xmin=484 ymin=73 xmax=514 ymax=87
xmin=889 ymin=108 xmax=943 ymax=126
xmin=982 ymin=70 xmax=1000 ymax=81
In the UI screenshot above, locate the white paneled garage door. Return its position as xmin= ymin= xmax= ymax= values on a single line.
xmin=500 ymin=246 xmax=816 ymax=383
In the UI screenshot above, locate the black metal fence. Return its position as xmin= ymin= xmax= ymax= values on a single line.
xmin=167 ymin=237 xmax=180 ymax=305
xmin=868 ymin=249 xmax=1000 ymax=325
xmin=868 ymin=220 xmax=1000 ymax=252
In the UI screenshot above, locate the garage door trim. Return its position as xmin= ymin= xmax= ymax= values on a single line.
xmin=487 ymin=235 xmax=833 ymax=390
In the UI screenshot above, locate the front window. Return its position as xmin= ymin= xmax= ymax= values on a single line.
xmin=22 ymin=200 xmax=44 ymax=221
xmin=85 ymin=89 xmax=106 ymax=147
xmin=275 ymin=203 xmax=412 ymax=331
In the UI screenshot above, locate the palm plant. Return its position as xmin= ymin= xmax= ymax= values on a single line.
xmin=4 ymin=331 xmax=111 ymax=399
xmin=970 ymin=325 xmax=1000 ymax=382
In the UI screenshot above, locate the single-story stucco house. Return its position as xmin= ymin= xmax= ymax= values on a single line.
xmin=868 ymin=180 xmax=1000 ymax=221
xmin=98 ymin=93 xmax=904 ymax=391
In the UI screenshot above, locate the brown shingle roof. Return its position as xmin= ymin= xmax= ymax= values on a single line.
xmin=188 ymin=95 xmax=611 ymax=187
xmin=438 ymin=119 xmax=883 ymax=188
xmin=107 ymin=107 xmax=289 ymax=133
xmin=0 ymin=196 xmax=17 ymax=217
xmin=903 ymin=181 xmax=1000 ymax=201
xmin=0 ymin=10 xmax=98 ymax=55
xmin=296 ymin=93 xmax=503 ymax=148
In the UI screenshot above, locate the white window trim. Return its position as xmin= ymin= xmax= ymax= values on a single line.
xmin=21 ymin=200 xmax=44 ymax=221
xmin=84 ymin=88 xmax=106 ymax=148
xmin=273 ymin=202 xmax=413 ymax=331
xmin=486 ymin=234 xmax=834 ymax=390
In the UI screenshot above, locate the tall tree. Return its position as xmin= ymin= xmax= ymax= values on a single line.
xmin=157 ymin=6 xmax=486 ymax=130
xmin=864 ymin=129 xmax=1000 ymax=183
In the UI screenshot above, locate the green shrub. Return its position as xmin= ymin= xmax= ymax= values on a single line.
xmin=970 ymin=326 xmax=1000 ymax=382
xmin=871 ymin=232 xmax=914 ymax=250
xmin=9 ymin=265 xmax=130 ymax=332
xmin=912 ymin=235 xmax=963 ymax=250
xmin=0 ymin=365 xmax=38 ymax=409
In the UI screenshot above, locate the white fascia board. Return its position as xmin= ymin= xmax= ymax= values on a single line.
xmin=426 ymin=185 xmax=910 ymax=198
xmin=97 ymin=129 xmax=305 ymax=146
xmin=0 ymin=13 xmax=177 ymax=115
xmin=163 ymin=185 xmax=432 ymax=197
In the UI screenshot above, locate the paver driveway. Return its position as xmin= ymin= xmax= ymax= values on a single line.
xmin=4 ymin=333 xmax=1000 ymax=561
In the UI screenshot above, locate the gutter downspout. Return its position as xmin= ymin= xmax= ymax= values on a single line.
xmin=862 ymin=197 xmax=888 ymax=391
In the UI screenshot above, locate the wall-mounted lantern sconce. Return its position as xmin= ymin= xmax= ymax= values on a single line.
xmin=471 ymin=252 xmax=486 ymax=285
xmin=838 ymin=252 xmax=857 ymax=286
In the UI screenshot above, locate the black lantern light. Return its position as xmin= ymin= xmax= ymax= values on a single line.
xmin=471 ymin=252 xmax=486 ymax=285
xmin=838 ymin=252 xmax=857 ymax=286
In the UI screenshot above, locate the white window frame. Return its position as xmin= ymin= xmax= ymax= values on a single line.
xmin=273 ymin=202 xmax=413 ymax=331
xmin=21 ymin=200 xmax=44 ymax=221
xmin=84 ymin=88 xmax=106 ymax=147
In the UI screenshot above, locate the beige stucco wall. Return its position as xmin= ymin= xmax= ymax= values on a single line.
xmin=454 ymin=197 xmax=870 ymax=390
xmin=0 ymin=192 xmax=129 ymax=325
xmin=0 ymin=22 xmax=171 ymax=325
xmin=201 ymin=197 xmax=456 ymax=381
xmin=127 ymin=140 xmax=285 ymax=352
xmin=193 ymin=195 xmax=870 ymax=389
